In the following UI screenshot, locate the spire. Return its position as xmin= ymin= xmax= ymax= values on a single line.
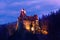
xmin=21 ymin=9 xmax=26 ymax=14
xmin=20 ymin=9 xmax=26 ymax=17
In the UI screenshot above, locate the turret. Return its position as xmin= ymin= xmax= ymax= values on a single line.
xmin=18 ymin=9 xmax=26 ymax=21
xmin=20 ymin=9 xmax=26 ymax=17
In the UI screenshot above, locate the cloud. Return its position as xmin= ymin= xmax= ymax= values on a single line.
xmin=9 ymin=0 xmax=60 ymax=13
xmin=10 ymin=0 xmax=60 ymax=10
xmin=9 ymin=0 xmax=42 ymax=6
xmin=28 ymin=5 xmax=40 ymax=10
xmin=0 ymin=2 xmax=7 ymax=9
xmin=0 ymin=16 xmax=17 ymax=24
xmin=7 ymin=11 xmax=19 ymax=16
xmin=0 ymin=10 xmax=6 ymax=13
xmin=35 ymin=5 xmax=40 ymax=9
xmin=9 ymin=0 xmax=60 ymax=7
xmin=10 ymin=2 xmax=22 ymax=6
xmin=0 ymin=10 xmax=19 ymax=24
xmin=0 ymin=10 xmax=19 ymax=20
xmin=44 ymin=0 xmax=60 ymax=7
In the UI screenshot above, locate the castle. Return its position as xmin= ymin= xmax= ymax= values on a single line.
xmin=5 ymin=9 xmax=48 ymax=36
xmin=16 ymin=9 xmax=40 ymax=33
xmin=16 ymin=9 xmax=48 ymax=34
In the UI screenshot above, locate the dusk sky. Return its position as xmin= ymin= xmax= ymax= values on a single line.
xmin=0 ymin=0 xmax=60 ymax=24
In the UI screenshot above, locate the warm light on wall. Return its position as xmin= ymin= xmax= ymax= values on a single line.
xmin=41 ymin=30 xmax=48 ymax=35
xmin=16 ymin=24 xmax=18 ymax=30
xmin=25 ymin=25 xmax=30 ymax=31
xmin=36 ymin=20 xmax=39 ymax=25
xmin=31 ymin=27 xmax=35 ymax=31
xmin=23 ymin=20 xmax=31 ymax=31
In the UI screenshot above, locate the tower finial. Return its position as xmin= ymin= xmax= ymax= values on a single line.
xmin=21 ymin=9 xmax=26 ymax=14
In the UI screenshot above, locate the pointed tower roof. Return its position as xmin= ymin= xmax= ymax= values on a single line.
xmin=21 ymin=9 xmax=26 ymax=14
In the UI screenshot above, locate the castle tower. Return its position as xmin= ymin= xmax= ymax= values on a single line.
xmin=18 ymin=9 xmax=26 ymax=22
xmin=17 ymin=9 xmax=26 ymax=32
xmin=20 ymin=9 xmax=26 ymax=18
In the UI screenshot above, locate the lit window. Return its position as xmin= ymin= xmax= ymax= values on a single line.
xmin=31 ymin=27 xmax=35 ymax=31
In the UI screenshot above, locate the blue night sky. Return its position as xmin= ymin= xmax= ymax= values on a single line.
xmin=0 ymin=0 xmax=60 ymax=24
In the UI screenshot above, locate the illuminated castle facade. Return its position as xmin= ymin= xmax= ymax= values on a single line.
xmin=16 ymin=9 xmax=48 ymax=34
xmin=16 ymin=9 xmax=40 ymax=33
xmin=6 ymin=9 xmax=48 ymax=36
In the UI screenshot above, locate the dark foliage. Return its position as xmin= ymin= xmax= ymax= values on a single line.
xmin=46 ymin=10 xmax=60 ymax=40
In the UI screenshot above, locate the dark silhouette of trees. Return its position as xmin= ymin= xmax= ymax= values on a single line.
xmin=46 ymin=9 xmax=60 ymax=40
